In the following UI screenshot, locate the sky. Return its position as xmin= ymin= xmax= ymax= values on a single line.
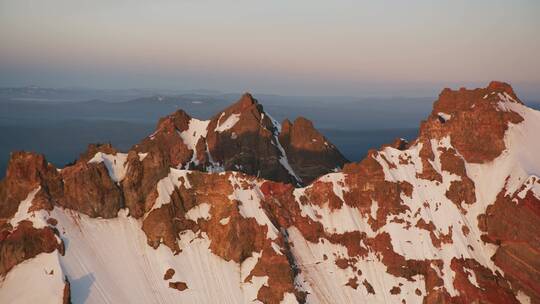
xmin=0 ymin=0 xmax=539 ymax=97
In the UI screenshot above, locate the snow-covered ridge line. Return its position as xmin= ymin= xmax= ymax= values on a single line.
xmin=2 ymin=83 xmax=538 ymax=303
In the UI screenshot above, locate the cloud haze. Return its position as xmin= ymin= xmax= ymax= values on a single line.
xmin=1 ymin=0 xmax=539 ymax=96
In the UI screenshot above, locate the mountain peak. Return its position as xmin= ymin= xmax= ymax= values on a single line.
xmin=207 ymin=93 xmax=265 ymax=132
xmin=1 ymin=83 xmax=539 ymax=303
xmin=129 ymin=93 xmax=345 ymax=187
xmin=292 ymin=116 xmax=315 ymax=129
xmin=278 ymin=116 xmax=348 ymax=184
xmin=487 ymin=80 xmax=516 ymax=96
xmin=437 ymin=81 xmax=521 ymax=113
xmin=225 ymin=92 xmax=260 ymax=113
xmin=281 ymin=119 xmax=292 ymax=132
xmin=156 ymin=109 xmax=192 ymax=133
xmin=420 ymin=81 xmax=525 ymax=163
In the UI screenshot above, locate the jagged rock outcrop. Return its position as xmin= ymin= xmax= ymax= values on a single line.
xmin=0 ymin=152 xmax=62 ymax=225
xmin=131 ymin=93 xmax=346 ymax=187
xmin=59 ymin=144 xmax=124 ymax=219
xmin=479 ymin=182 xmax=540 ymax=301
xmin=205 ymin=93 xmax=297 ymax=184
xmin=418 ymin=81 xmax=524 ymax=163
xmin=0 ymin=221 xmax=62 ymax=276
xmin=279 ymin=117 xmax=348 ymax=184
xmin=0 ymin=82 xmax=539 ymax=304
xmin=119 ymin=94 xmax=346 ymax=217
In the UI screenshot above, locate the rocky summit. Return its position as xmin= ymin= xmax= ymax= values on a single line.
xmin=0 ymin=82 xmax=539 ymax=304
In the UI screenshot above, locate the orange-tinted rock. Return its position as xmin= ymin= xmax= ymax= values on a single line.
xmin=418 ymin=81 xmax=523 ymax=163
xmin=383 ymin=138 xmax=410 ymax=151
xmin=122 ymin=150 xmax=170 ymax=218
xmin=415 ymin=139 xmax=442 ymax=183
xmin=63 ymin=276 xmax=71 ymax=304
xmin=142 ymin=205 xmax=181 ymax=254
xmin=450 ymin=258 xmax=519 ymax=303
xmin=493 ymin=243 xmax=539 ymax=302
xmin=122 ymin=111 xmax=194 ymax=217
xmin=346 ymin=276 xmax=359 ymax=289
xmin=439 ymin=147 xmax=476 ymax=208
xmin=279 ymin=117 xmax=348 ymax=184
xmin=303 ymin=179 xmax=343 ymax=211
xmin=0 ymin=151 xmax=62 ymax=222
xmin=363 ymin=279 xmax=375 ymax=294
xmin=59 ymin=153 xmax=123 ymax=218
xmin=480 ymin=188 xmax=540 ymax=302
xmin=47 ymin=218 xmax=58 ymax=226
xmin=163 ymin=268 xmax=175 ymax=280
xmin=168 ymin=281 xmax=188 ymax=291
xmin=342 ymin=152 xmax=411 ymax=231
xmin=206 ymin=93 xmax=298 ymax=185
xmin=0 ymin=82 xmax=538 ymax=303
xmin=249 ymin=244 xmax=299 ymax=304
xmin=0 ymin=221 xmax=62 ymax=276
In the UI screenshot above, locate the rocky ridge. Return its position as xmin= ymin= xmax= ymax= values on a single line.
xmin=0 ymin=82 xmax=539 ymax=304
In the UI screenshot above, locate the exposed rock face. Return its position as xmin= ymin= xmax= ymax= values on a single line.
xmin=128 ymin=93 xmax=346 ymax=188
xmin=60 ymin=159 xmax=123 ymax=218
xmin=0 ymin=221 xmax=62 ymax=276
xmin=163 ymin=268 xmax=175 ymax=280
xmin=205 ymin=93 xmax=298 ymax=184
xmin=122 ymin=111 xmax=193 ymax=218
xmin=279 ymin=117 xmax=348 ymax=184
xmin=0 ymin=152 xmax=62 ymax=225
xmin=63 ymin=277 xmax=72 ymax=304
xmin=1 ymin=82 xmax=539 ymax=304
xmin=168 ymin=281 xmax=188 ymax=291
xmin=419 ymin=81 xmax=523 ymax=163
xmin=479 ymin=185 xmax=540 ymax=302
xmin=118 ymin=94 xmax=346 ymax=218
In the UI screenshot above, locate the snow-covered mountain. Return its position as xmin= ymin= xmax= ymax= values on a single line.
xmin=0 ymin=82 xmax=538 ymax=304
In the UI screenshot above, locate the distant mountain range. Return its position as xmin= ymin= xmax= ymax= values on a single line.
xmin=0 ymin=88 xmax=443 ymax=179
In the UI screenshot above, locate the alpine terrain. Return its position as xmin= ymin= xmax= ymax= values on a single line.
xmin=0 ymin=81 xmax=538 ymax=304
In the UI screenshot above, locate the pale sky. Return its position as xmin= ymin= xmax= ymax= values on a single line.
xmin=0 ymin=0 xmax=539 ymax=96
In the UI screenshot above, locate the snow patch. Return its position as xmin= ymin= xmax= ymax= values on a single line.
xmin=228 ymin=174 xmax=279 ymax=240
xmin=271 ymin=242 xmax=283 ymax=255
xmin=48 ymin=208 xmax=271 ymax=303
xmin=185 ymin=203 xmax=211 ymax=222
xmin=138 ymin=152 xmax=148 ymax=161
xmin=438 ymin=112 xmax=452 ymax=121
xmin=10 ymin=187 xmax=45 ymax=228
xmin=219 ymin=216 xmax=230 ymax=225
xmin=280 ymin=292 xmax=299 ymax=304
xmin=215 ymin=113 xmax=241 ymax=132
xmin=241 ymin=251 xmax=262 ymax=282
xmin=151 ymin=169 xmax=192 ymax=212
xmin=463 ymin=267 xmax=480 ymax=289
xmin=266 ymin=112 xmax=282 ymax=133
xmin=179 ymin=118 xmax=210 ymax=165
xmin=88 ymin=152 xmax=128 ymax=182
xmin=272 ymin=135 xmax=301 ymax=184
xmin=295 ymin=190 xmax=377 ymax=236
xmin=287 ymin=227 xmax=425 ymax=304
xmin=318 ymin=173 xmax=349 ymax=202
xmin=498 ymin=92 xmax=517 ymax=104
xmin=0 ymin=252 xmax=65 ymax=304
xmin=516 ymin=290 xmax=532 ymax=304
xmin=370 ymin=200 xmax=379 ymax=220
